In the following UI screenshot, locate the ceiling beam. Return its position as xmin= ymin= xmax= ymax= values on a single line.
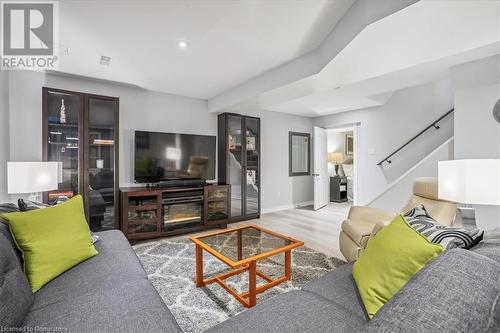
xmin=207 ymin=0 xmax=419 ymax=113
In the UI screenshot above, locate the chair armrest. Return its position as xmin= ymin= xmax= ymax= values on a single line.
xmin=347 ymin=206 xmax=396 ymax=223
xmin=369 ymin=220 xmax=392 ymax=239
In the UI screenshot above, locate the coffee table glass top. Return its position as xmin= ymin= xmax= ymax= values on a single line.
xmin=196 ymin=225 xmax=302 ymax=263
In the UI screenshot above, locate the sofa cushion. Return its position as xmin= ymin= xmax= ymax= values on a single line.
xmin=471 ymin=228 xmax=500 ymax=263
xmin=353 ymin=215 xmax=444 ymax=319
xmin=206 ymin=290 xmax=366 ymax=333
xmin=23 ymin=278 xmax=182 ymax=333
xmin=30 ymin=230 xmax=147 ymax=295
xmin=1 ymin=195 xmax=98 ymax=292
xmin=22 ymin=229 xmax=182 ymax=333
xmin=0 ymin=233 xmax=34 ymax=327
xmin=368 ymin=249 xmax=500 ymax=332
xmin=0 ymin=203 xmax=19 ymax=249
xmin=401 ymin=195 xmax=457 ymax=226
xmin=301 ymin=263 xmax=367 ymax=321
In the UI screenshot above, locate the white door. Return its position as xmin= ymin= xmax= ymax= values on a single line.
xmin=313 ymin=126 xmax=329 ymax=210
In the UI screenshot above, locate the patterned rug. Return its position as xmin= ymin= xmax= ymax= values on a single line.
xmin=133 ymin=237 xmax=345 ymax=333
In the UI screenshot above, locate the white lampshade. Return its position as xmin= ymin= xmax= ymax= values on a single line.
xmin=8 ymin=162 xmax=59 ymax=194
xmin=438 ymin=159 xmax=500 ymax=205
xmin=328 ymin=152 xmax=343 ymax=163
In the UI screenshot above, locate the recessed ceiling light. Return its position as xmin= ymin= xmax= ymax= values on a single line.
xmin=177 ymin=41 xmax=189 ymax=48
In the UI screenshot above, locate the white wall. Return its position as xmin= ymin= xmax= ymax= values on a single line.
xmin=4 ymin=71 xmax=313 ymax=211
xmin=7 ymin=71 xmax=212 ymax=188
xmin=313 ymin=78 xmax=454 ymax=205
xmin=0 ymin=71 xmax=9 ymax=202
xmin=327 ymin=131 xmax=343 ymax=154
xmin=451 ymin=55 xmax=500 ymax=230
xmin=369 ymin=138 xmax=454 ymax=212
xmin=244 ymin=109 xmax=313 ymax=213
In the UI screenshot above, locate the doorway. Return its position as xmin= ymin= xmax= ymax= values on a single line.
xmin=313 ymin=124 xmax=359 ymax=211
xmin=326 ymin=126 xmax=358 ymax=205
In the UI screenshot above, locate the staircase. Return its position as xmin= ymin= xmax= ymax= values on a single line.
xmin=368 ymin=137 xmax=454 ymax=212
xmin=365 ymin=109 xmax=455 ymax=212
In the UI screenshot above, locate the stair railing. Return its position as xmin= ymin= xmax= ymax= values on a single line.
xmin=377 ymin=108 xmax=454 ymax=166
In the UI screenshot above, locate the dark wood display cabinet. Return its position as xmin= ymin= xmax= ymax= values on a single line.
xmin=42 ymin=87 xmax=119 ymax=232
xmin=218 ymin=113 xmax=260 ymax=222
xmin=120 ymin=184 xmax=230 ymax=241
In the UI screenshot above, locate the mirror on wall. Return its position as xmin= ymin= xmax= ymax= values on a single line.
xmin=289 ymin=132 xmax=311 ymax=176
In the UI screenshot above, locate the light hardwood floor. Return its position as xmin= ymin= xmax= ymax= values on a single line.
xmin=174 ymin=202 xmax=351 ymax=260
xmin=245 ymin=202 xmax=351 ymax=260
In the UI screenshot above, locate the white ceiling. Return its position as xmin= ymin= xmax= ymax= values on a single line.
xmin=57 ymin=0 xmax=354 ymax=99
xmin=227 ymin=0 xmax=500 ymax=117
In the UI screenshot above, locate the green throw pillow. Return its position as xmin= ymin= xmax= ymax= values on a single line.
xmin=352 ymin=215 xmax=444 ymax=319
xmin=1 ymin=195 xmax=98 ymax=292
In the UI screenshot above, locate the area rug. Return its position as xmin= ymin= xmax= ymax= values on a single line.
xmin=133 ymin=238 xmax=345 ymax=333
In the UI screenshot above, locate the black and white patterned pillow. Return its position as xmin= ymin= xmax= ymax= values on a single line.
xmin=404 ymin=205 xmax=483 ymax=250
xmin=90 ymin=232 xmax=100 ymax=244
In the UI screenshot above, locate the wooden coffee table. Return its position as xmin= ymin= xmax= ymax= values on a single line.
xmin=190 ymin=224 xmax=304 ymax=308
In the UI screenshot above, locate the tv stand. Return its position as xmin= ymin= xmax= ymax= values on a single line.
xmin=145 ymin=178 xmax=206 ymax=189
xmin=119 ymin=183 xmax=230 ymax=241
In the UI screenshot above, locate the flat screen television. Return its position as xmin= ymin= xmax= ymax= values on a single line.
xmin=134 ymin=130 xmax=216 ymax=183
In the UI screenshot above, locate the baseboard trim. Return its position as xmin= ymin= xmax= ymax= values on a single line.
xmin=262 ymin=201 xmax=314 ymax=214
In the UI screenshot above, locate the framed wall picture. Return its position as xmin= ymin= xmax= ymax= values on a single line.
xmin=345 ymin=134 xmax=353 ymax=155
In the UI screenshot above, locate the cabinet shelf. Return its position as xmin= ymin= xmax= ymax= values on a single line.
xmin=208 ymin=198 xmax=228 ymax=203
xmin=128 ymin=204 xmax=158 ymax=211
xmin=48 ymin=123 xmax=78 ymax=128
xmin=49 ymin=123 xmax=115 ymax=131
xmin=128 ymin=218 xmax=158 ymax=225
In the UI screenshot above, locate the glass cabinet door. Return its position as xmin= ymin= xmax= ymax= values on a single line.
xmin=227 ymin=115 xmax=243 ymax=218
xmin=245 ymin=117 xmax=259 ymax=215
xmin=87 ymin=97 xmax=118 ymax=231
xmin=205 ymin=185 xmax=230 ymax=223
xmin=45 ymin=91 xmax=82 ymax=204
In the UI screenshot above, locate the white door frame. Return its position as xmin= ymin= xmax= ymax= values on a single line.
xmin=313 ymin=126 xmax=329 ymax=210
xmin=325 ymin=123 xmax=360 ymax=205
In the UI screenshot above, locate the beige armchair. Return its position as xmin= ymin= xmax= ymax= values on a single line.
xmin=339 ymin=177 xmax=457 ymax=262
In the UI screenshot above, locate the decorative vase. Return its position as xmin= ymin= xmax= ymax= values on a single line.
xmin=60 ymin=98 xmax=66 ymax=124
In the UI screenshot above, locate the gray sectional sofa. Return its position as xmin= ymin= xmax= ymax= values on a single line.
xmin=0 ymin=222 xmax=183 ymax=333
xmin=209 ymin=245 xmax=500 ymax=332
xmin=2 ymin=209 xmax=500 ymax=332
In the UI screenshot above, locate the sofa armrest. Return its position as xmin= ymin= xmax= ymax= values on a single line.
xmin=369 ymin=220 xmax=392 ymax=239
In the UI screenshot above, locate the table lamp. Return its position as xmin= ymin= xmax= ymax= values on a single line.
xmin=438 ymin=159 xmax=500 ymax=226
xmin=328 ymin=152 xmax=344 ymax=176
xmin=8 ymin=162 xmax=59 ymax=209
